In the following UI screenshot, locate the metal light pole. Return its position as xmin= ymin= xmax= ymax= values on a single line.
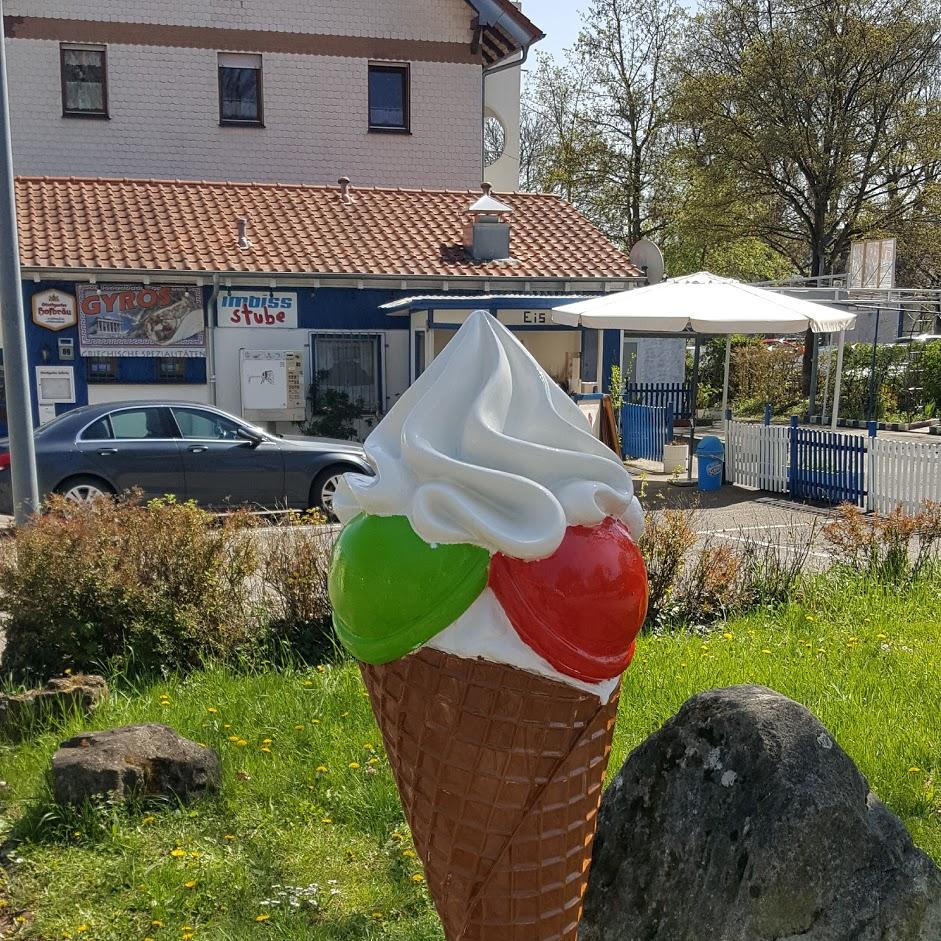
xmin=0 ymin=1 xmax=39 ymax=523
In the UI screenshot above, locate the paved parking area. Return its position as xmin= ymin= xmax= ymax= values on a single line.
xmin=637 ymin=467 xmax=841 ymax=567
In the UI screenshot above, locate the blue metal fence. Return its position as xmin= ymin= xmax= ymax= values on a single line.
xmin=788 ymin=416 xmax=868 ymax=507
xmin=622 ymin=403 xmax=674 ymax=462
xmin=623 ymin=382 xmax=691 ymax=420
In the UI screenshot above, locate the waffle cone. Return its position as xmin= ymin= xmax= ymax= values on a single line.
xmin=361 ymin=646 xmax=620 ymax=941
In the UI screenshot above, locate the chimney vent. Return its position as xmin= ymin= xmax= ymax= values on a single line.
xmin=237 ymin=216 xmax=252 ymax=250
xmin=338 ymin=176 xmax=353 ymax=203
xmin=464 ymin=186 xmax=513 ymax=262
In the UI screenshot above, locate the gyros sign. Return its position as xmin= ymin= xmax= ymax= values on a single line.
xmin=77 ymin=283 xmax=205 ymax=357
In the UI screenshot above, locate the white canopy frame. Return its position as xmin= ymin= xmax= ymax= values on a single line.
xmin=554 ymin=272 xmax=857 ymax=479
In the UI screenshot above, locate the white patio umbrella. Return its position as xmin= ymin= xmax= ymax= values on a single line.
xmin=554 ymin=271 xmax=857 ymax=478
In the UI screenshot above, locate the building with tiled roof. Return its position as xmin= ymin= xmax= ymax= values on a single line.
xmin=15 ymin=176 xmax=641 ymax=284
xmin=2 ymin=0 xmax=542 ymax=192
xmin=9 ymin=173 xmax=690 ymax=434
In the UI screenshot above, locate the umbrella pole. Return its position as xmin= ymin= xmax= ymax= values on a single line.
xmin=720 ymin=335 xmax=732 ymax=437
xmin=687 ymin=336 xmax=701 ymax=481
xmin=831 ymin=329 xmax=846 ymax=430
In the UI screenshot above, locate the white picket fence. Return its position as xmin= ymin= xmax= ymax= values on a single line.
xmin=868 ymin=437 xmax=941 ymax=514
xmin=727 ymin=419 xmax=941 ymax=512
xmin=726 ymin=421 xmax=790 ymax=493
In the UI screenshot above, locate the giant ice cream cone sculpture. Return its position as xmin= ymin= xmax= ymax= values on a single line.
xmin=329 ymin=311 xmax=648 ymax=941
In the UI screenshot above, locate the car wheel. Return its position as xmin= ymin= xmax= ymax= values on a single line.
xmin=56 ymin=475 xmax=115 ymax=505
xmin=310 ymin=466 xmax=353 ymax=518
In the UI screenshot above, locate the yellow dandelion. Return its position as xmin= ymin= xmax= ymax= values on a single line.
xmin=206 ymin=707 xmax=217 ymax=714
xmin=170 ymin=848 xmax=186 ymax=858
xmin=317 ymin=665 xmax=326 ymax=673
xmin=723 ymin=632 xmax=733 ymax=640
xmin=294 ymin=724 xmax=304 ymax=731
xmin=151 ymin=920 xmax=163 ymax=927
xmin=371 ymin=912 xmax=384 ymax=920
xmin=262 ymin=738 xmax=273 ymax=745
xmin=340 ymin=711 xmax=350 ymax=718
xmin=235 ymin=739 xmax=248 ymax=747
xmin=227 ymin=735 xmax=239 ymax=742
xmin=0 ymin=900 xmax=7 ymax=909
xmin=184 ymin=880 xmax=197 ymax=889
xmin=145 ymin=937 xmax=155 ymax=941
xmin=322 ymin=817 xmax=333 ymax=824
xmin=64 ymin=668 xmax=73 ymax=675
xmin=182 ymin=934 xmax=194 ymax=941
xmin=189 ymin=851 xmax=201 ymax=859
xmin=223 ymin=834 xmax=236 ymax=842
xmin=255 ymin=913 xmax=270 ymax=922
xmin=909 ymin=766 xmax=922 ymax=773
xmin=76 ymin=927 xmax=89 ymax=934
xmin=316 ymin=765 xmax=328 ymax=773
xmin=260 ymin=747 xmax=272 ymax=754
xmin=761 ymin=649 xmax=772 ymax=655
xmin=368 ymin=757 xmax=380 ymax=765
xmin=303 ymin=680 xmax=314 ymax=688
xmin=348 ymin=761 xmax=361 ymax=770
xmin=411 ymin=873 xmax=425 ymax=883
xmin=312 ymin=719 xmax=321 ymax=725
xmin=142 ymin=816 xmax=155 ymax=825
xmin=364 ymin=742 xmax=374 ymax=750
xmin=402 ymin=849 xmax=417 ymax=858
xmin=223 ymin=723 xmax=231 ymax=729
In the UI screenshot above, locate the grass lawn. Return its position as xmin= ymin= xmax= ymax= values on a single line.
xmin=0 ymin=575 xmax=938 ymax=940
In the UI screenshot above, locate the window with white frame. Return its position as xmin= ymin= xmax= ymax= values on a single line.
xmin=311 ymin=333 xmax=382 ymax=412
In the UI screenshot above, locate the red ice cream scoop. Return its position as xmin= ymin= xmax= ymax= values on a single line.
xmin=488 ymin=516 xmax=648 ymax=683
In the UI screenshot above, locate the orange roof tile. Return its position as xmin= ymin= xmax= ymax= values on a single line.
xmin=14 ymin=176 xmax=641 ymax=282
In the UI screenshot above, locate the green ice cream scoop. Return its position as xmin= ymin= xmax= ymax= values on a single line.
xmin=329 ymin=513 xmax=490 ymax=664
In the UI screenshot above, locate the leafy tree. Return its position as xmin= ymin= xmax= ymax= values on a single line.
xmin=519 ymin=0 xmax=686 ymax=245
xmin=673 ymin=0 xmax=941 ymax=387
xmin=674 ymin=0 xmax=941 ymax=278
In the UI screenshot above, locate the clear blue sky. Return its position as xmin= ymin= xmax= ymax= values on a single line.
xmin=522 ymin=0 xmax=698 ymax=61
xmin=523 ymin=0 xmax=587 ymax=60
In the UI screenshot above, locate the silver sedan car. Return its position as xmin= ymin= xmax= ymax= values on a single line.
xmin=0 ymin=401 xmax=372 ymax=514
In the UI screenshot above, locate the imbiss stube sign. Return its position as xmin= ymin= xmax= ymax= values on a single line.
xmin=216 ymin=292 xmax=299 ymax=328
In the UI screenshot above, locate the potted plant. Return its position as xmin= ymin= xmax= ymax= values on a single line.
xmin=662 ymin=438 xmax=689 ymax=474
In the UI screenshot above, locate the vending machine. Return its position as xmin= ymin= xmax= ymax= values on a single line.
xmin=239 ymin=350 xmax=306 ymax=423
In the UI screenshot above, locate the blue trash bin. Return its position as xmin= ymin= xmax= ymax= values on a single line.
xmin=696 ymin=436 xmax=725 ymax=492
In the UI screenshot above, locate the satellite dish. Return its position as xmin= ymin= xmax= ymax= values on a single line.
xmin=629 ymin=238 xmax=665 ymax=285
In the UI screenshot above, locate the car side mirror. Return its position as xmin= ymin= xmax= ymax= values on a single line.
xmin=236 ymin=427 xmax=262 ymax=448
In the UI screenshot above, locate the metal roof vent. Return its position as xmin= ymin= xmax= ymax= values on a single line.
xmin=338 ymin=176 xmax=353 ymax=204
xmin=464 ymin=183 xmax=513 ymax=262
xmin=237 ymin=216 xmax=252 ymax=251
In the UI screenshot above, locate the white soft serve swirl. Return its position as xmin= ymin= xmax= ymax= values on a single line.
xmin=333 ymin=310 xmax=644 ymax=560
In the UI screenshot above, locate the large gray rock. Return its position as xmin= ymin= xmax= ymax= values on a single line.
xmin=52 ymin=723 xmax=220 ymax=806
xmin=0 ymin=674 xmax=108 ymax=737
xmin=581 ymin=686 xmax=940 ymax=941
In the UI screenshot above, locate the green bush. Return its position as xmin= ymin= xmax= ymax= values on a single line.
xmin=256 ymin=510 xmax=338 ymax=663
xmin=0 ymin=496 xmax=262 ymax=680
xmin=923 ymin=340 xmax=941 ymax=412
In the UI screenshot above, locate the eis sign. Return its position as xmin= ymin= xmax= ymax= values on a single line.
xmin=217 ymin=292 xmax=298 ymax=328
